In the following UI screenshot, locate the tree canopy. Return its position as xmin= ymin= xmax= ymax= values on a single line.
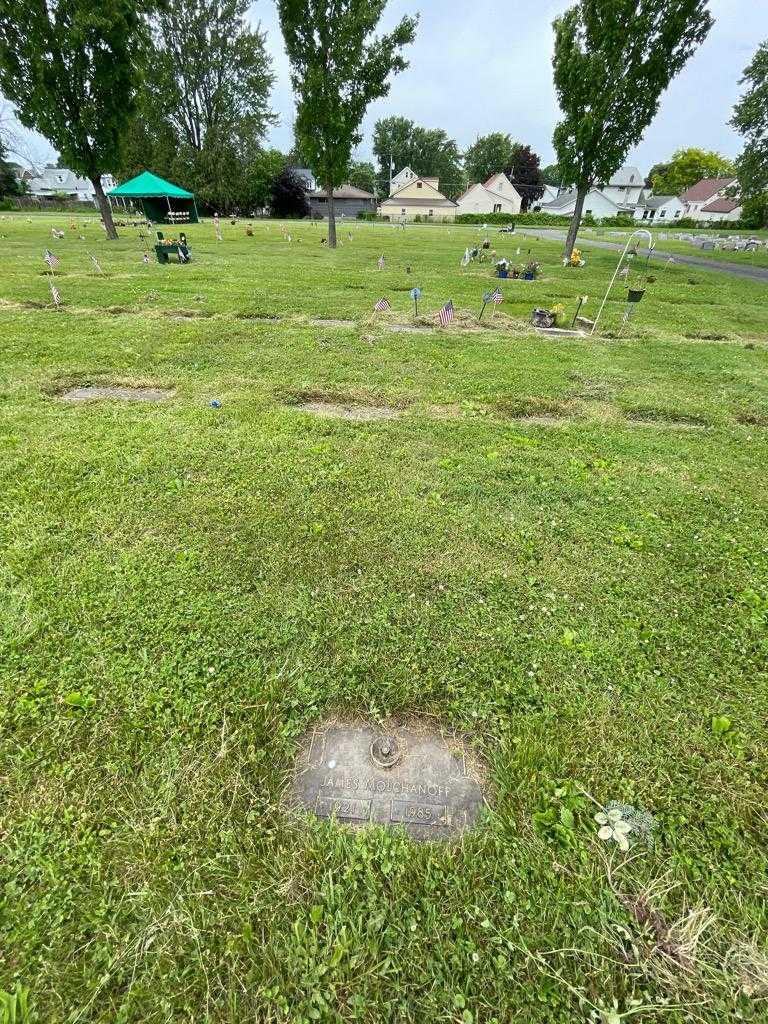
xmin=120 ymin=0 xmax=275 ymax=213
xmin=505 ymin=144 xmax=544 ymax=210
xmin=373 ymin=117 xmax=462 ymax=197
xmin=731 ymin=40 xmax=768 ymax=200
xmin=0 ymin=0 xmax=154 ymax=237
xmin=464 ymin=133 xmax=517 ymax=185
xmin=552 ymin=0 xmax=713 ymax=257
xmin=347 ymin=160 xmax=377 ymax=195
xmin=277 ymin=0 xmax=416 ymax=246
xmin=651 ymin=147 xmax=734 ymax=196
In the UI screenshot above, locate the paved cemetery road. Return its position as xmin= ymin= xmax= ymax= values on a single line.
xmin=514 ymin=227 xmax=768 ymax=284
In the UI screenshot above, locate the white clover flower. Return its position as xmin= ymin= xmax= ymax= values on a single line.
xmin=595 ymin=809 xmax=632 ymax=851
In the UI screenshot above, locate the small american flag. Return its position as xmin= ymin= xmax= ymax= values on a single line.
xmin=491 ymin=287 xmax=503 ymax=305
xmin=377 ymin=255 xmax=385 ymax=270
xmin=43 ymin=249 xmax=59 ymax=270
xmin=89 ymin=253 xmax=103 ymax=274
xmin=142 ymin=253 xmax=149 ymax=264
xmin=438 ymin=300 xmax=454 ymax=327
xmin=374 ymin=296 xmax=390 ymax=312
xmin=49 ymin=278 xmax=61 ymax=307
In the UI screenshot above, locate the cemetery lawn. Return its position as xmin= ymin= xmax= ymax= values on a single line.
xmin=1 ymin=214 xmax=767 ymax=1023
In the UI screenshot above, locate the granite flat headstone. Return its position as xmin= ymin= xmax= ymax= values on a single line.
xmin=292 ymin=721 xmax=485 ymax=841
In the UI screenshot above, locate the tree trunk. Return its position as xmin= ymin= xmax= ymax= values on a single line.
xmin=91 ymin=175 xmax=118 ymax=240
xmin=563 ymin=185 xmax=587 ymax=261
xmin=327 ymin=189 xmax=336 ymax=248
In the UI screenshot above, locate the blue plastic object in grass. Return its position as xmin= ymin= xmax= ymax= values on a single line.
xmin=210 ymin=399 xmax=221 ymax=409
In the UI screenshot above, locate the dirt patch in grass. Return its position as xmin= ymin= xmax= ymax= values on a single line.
xmin=286 ymin=389 xmax=404 ymax=421
xmin=685 ymin=330 xmax=728 ymax=341
xmin=168 ymin=310 xmax=214 ymax=321
xmin=21 ymin=300 xmax=47 ymax=310
xmin=236 ymin=312 xmax=281 ymax=321
xmin=45 ymin=375 xmax=175 ymax=403
xmin=59 ymin=385 xmax=174 ymax=403
xmin=312 ymin=318 xmax=356 ymax=327
xmin=625 ymin=408 xmax=708 ymax=430
xmin=389 ymin=324 xmax=433 ymax=334
xmin=735 ymin=411 xmax=768 ymax=427
xmin=494 ymin=397 xmax=573 ymax=424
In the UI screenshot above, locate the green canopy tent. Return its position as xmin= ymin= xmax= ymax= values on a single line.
xmin=107 ymin=171 xmax=199 ymax=224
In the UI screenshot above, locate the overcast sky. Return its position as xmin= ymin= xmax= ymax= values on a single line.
xmin=8 ymin=0 xmax=768 ymax=176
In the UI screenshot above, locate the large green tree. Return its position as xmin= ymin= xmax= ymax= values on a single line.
xmin=0 ymin=0 xmax=153 ymax=238
xmin=651 ymin=147 xmax=734 ymax=195
xmin=347 ymin=159 xmax=377 ymax=195
xmin=372 ymin=117 xmax=463 ymax=197
xmin=121 ymin=0 xmax=275 ymax=212
xmin=552 ymin=0 xmax=713 ymax=258
xmin=541 ymin=162 xmax=566 ymax=187
xmin=464 ymin=132 xmax=517 ymax=184
xmin=277 ymin=0 xmax=416 ymax=247
xmin=731 ymin=40 xmax=768 ymax=200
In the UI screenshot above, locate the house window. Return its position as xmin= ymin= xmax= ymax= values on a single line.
xmin=659 ymin=210 xmax=666 ymax=218
xmin=401 ymin=208 xmax=406 ymax=215
xmin=585 ymin=209 xmax=593 ymax=216
xmin=642 ymin=210 xmax=648 ymax=219
xmin=493 ymin=203 xmax=502 ymax=213
xmin=417 ymin=181 xmax=422 ymax=188
xmin=673 ymin=210 xmax=680 ymax=218
xmin=428 ymin=209 xmax=433 ymax=216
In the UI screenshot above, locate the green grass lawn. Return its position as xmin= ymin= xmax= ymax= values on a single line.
xmin=1 ymin=213 xmax=767 ymax=1023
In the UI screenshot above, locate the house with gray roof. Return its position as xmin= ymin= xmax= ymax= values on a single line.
xmin=309 ymin=184 xmax=376 ymax=219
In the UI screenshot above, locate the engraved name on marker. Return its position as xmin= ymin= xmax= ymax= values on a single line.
xmin=292 ymin=722 xmax=484 ymax=841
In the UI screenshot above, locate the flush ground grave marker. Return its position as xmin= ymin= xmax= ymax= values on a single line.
xmin=293 ymin=721 xmax=485 ymax=841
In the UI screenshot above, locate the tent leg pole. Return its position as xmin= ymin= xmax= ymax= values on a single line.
xmin=193 ymin=198 xmax=199 ymax=223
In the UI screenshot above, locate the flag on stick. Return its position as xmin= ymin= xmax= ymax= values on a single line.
xmin=49 ymin=278 xmax=62 ymax=307
xmin=438 ymin=300 xmax=454 ymax=327
xmin=43 ymin=249 xmax=59 ymax=270
xmin=377 ymin=255 xmax=385 ymax=270
xmin=89 ymin=253 xmax=103 ymax=274
xmin=491 ymin=287 xmax=503 ymax=304
xmin=479 ymin=291 xmax=492 ymax=320
xmin=410 ymin=286 xmax=421 ymax=318
xmin=374 ymin=296 xmax=390 ymax=312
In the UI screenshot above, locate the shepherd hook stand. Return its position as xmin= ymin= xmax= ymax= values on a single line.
xmin=591 ymin=229 xmax=654 ymax=335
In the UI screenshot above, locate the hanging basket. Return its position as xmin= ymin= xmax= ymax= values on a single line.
xmin=627 ymin=288 xmax=645 ymax=303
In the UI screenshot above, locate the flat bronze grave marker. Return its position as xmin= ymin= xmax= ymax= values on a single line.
xmin=293 ymin=721 xmax=485 ymax=841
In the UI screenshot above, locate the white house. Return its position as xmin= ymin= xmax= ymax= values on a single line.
xmin=26 ymin=166 xmax=116 ymax=202
xmin=597 ymin=166 xmax=645 ymax=208
xmin=633 ymin=195 xmax=685 ymax=222
xmin=455 ymin=172 xmax=522 ymax=216
xmin=541 ymin=188 xmax=622 ymax=219
xmin=389 ymin=165 xmax=419 ymax=194
xmin=697 ymin=196 xmax=742 ymax=222
xmin=538 ymin=184 xmax=559 ymax=206
xmin=679 ymin=177 xmax=738 ymax=219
